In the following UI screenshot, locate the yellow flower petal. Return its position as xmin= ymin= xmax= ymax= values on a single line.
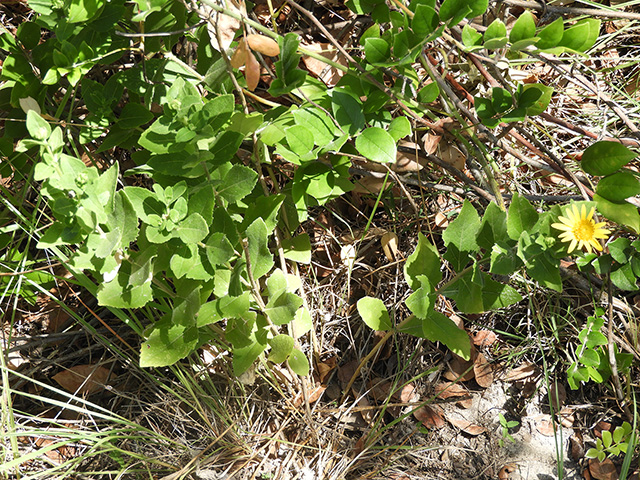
xmin=551 ymin=204 xmax=610 ymax=255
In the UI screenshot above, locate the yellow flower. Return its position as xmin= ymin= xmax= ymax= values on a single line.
xmin=551 ymin=204 xmax=610 ymax=254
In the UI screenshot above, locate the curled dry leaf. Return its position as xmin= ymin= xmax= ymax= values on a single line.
xmin=52 ymin=364 xmax=112 ymax=395
xmin=381 ymin=231 xmax=398 ymax=262
xmin=498 ymin=464 xmax=520 ymax=480
xmin=588 ymin=458 xmax=617 ymax=480
xmin=569 ymin=432 xmax=584 ymax=461
xmin=434 ymin=211 xmax=449 ymax=229
xmin=301 ymin=42 xmax=346 ymax=87
xmin=244 ymin=50 xmax=260 ymax=91
xmin=548 ymin=380 xmax=566 ymax=412
xmin=246 ymin=34 xmax=280 ymax=56
xmin=439 ymin=143 xmax=466 ymax=171
xmin=397 ymin=383 xmax=419 ymax=403
xmin=413 ymin=404 xmax=445 ymax=429
xmin=473 ymin=353 xmax=493 ymax=388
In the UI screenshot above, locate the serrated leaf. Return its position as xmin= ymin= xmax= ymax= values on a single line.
xmin=442 ymin=200 xmax=481 ymax=270
xmin=265 ymin=291 xmax=303 ymax=325
xmin=357 ymin=297 xmax=392 ymax=331
xmin=140 ymin=314 xmax=200 ymax=367
xmin=218 ymin=164 xmax=258 ymax=203
xmin=198 ymin=292 xmax=252 ymax=327
xmin=331 ymin=89 xmax=365 ymax=135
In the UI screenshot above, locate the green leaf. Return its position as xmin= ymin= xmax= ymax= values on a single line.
xmin=596 ymin=171 xmax=640 ymax=202
xmin=233 ymin=330 xmax=268 ymax=376
xmin=582 ymin=141 xmax=637 ymax=176
xmin=477 ymin=201 xmax=509 ymax=250
xmin=68 ymin=0 xmax=103 ymax=23
xmin=331 ymin=89 xmax=365 ymax=136
xmin=517 ymin=232 xmax=562 ymax=292
xmin=246 ymin=218 xmax=274 ymax=279
xmin=491 ymin=87 xmax=513 ymax=114
xmin=462 ymin=24 xmax=483 ymax=48
xmin=117 ymin=102 xmax=154 ymax=129
xmin=406 ymin=284 xmax=434 ymax=318
xmin=422 ymin=311 xmax=471 ymax=360
xmin=140 ymin=314 xmax=199 ymax=367
xmin=611 ymin=263 xmax=638 ymax=291
xmin=404 ymin=232 xmax=442 ymax=289
xmin=364 ymin=37 xmax=391 ymax=64
xmin=418 ymin=82 xmax=439 ymax=103
xmin=485 ymin=19 xmax=507 ymax=43
xmin=558 ymin=21 xmax=590 ymax=51
xmin=357 ymin=297 xmax=392 ymax=331
xmin=356 ymin=127 xmax=397 ymax=163
xmin=228 ymin=111 xmax=264 ymax=137
xmin=387 ymin=116 xmax=411 ymax=142
xmin=536 ymin=17 xmax=563 ymax=50
xmin=442 ymin=200 xmax=481 ymax=270
xmin=287 ymin=348 xmax=310 ymax=376
xmin=285 ymin=124 xmax=315 ymax=156
xmin=439 ymin=0 xmax=472 ymax=25
xmin=265 ymin=291 xmax=303 ymax=325
xmin=204 ymin=232 xmax=235 ymax=266
xmin=441 ymin=267 xmax=521 ymax=313
xmin=609 ymin=237 xmax=631 ymax=263
xmin=269 ymin=32 xmax=307 ymax=96
xmin=593 ymin=194 xmax=640 ymax=233
xmin=521 ymin=84 xmax=553 ymax=116
xmin=292 ymin=306 xmax=313 ymax=338
xmin=176 ymin=213 xmax=208 ymax=243
xmin=292 ymin=107 xmax=338 ymax=146
xmin=16 ymin=21 xmax=41 ymax=50
xmin=507 ymin=192 xmax=539 ymax=240
xmin=197 ymin=292 xmax=252 ymax=327
xmin=97 ymin=260 xmax=154 ymax=308
xmin=281 ymin=234 xmax=311 ymax=264
xmin=268 ymin=334 xmax=295 ymax=363
xmin=26 ymin=110 xmax=50 ymax=141
xmin=412 ymin=5 xmax=439 ymax=37
xmin=218 ymin=164 xmax=258 ymax=204
xmin=509 ymin=11 xmax=536 ymax=44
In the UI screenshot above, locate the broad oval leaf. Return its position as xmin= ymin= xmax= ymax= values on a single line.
xmin=356 ymin=127 xmax=397 ymax=163
xmin=268 ymin=334 xmax=295 ymax=363
xmin=581 ymin=141 xmax=637 ymax=176
xmin=288 ymin=348 xmax=310 ymax=376
xmin=357 ymin=297 xmax=392 ymax=331
xmin=596 ymin=171 xmax=640 ymax=202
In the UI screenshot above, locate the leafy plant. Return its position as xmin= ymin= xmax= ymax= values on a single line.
xmin=498 ymin=413 xmax=519 ymax=447
xmin=586 ymin=422 xmax=634 ymax=462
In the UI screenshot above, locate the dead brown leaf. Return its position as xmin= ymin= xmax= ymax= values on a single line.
xmin=230 ymin=39 xmax=248 ymax=69
xmin=472 ymin=330 xmax=497 ymax=347
xmin=569 ymin=432 xmax=584 ymax=461
xmin=381 ymin=231 xmax=398 ymax=262
xmin=498 ymin=464 xmax=519 ymax=480
xmin=301 ymin=42 xmax=347 ymax=87
xmin=588 ymin=458 xmax=617 ymax=480
xmin=548 ymin=380 xmax=566 ymax=411
xmin=245 ymin=51 xmax=260 ymax=91
xmin=434 ymin=212 xmax=449 ymax=229
xmin=533 ymin=415 xmax=555 ymax=437
xmin=504 ymin=363 xmax=538 ymax=382
xmin=444 ymin=355 xmax=475 ymax=382
xmin=246 ymin=34 xmax=280 ymax=56
xmin=52 ymin=364 xmax=112 ymax=395
xmin=473 ymin=353 xmax=493 ymax=388
xmin=434 ymin=381 xmax=468 ymax=399
xmin=338 ymin=360 xmax=359 ymax=387
xmin=413 ymin=405 xmax=445 ymax=429
xmin=446 ymin=415 xmax=486 ymax=436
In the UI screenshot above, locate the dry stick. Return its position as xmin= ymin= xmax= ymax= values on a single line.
xmin=494 ymin=0 xmax=640 ymax=21
xmin=607 ymin=279 xmax=633 ymax=421
xmin=532 ymin=53 xmax=640 ymax=137
xmin=284 ymin=0 xmax=439 ymax=130
xmin=540 ymin=112 xmax=640 ymax=148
